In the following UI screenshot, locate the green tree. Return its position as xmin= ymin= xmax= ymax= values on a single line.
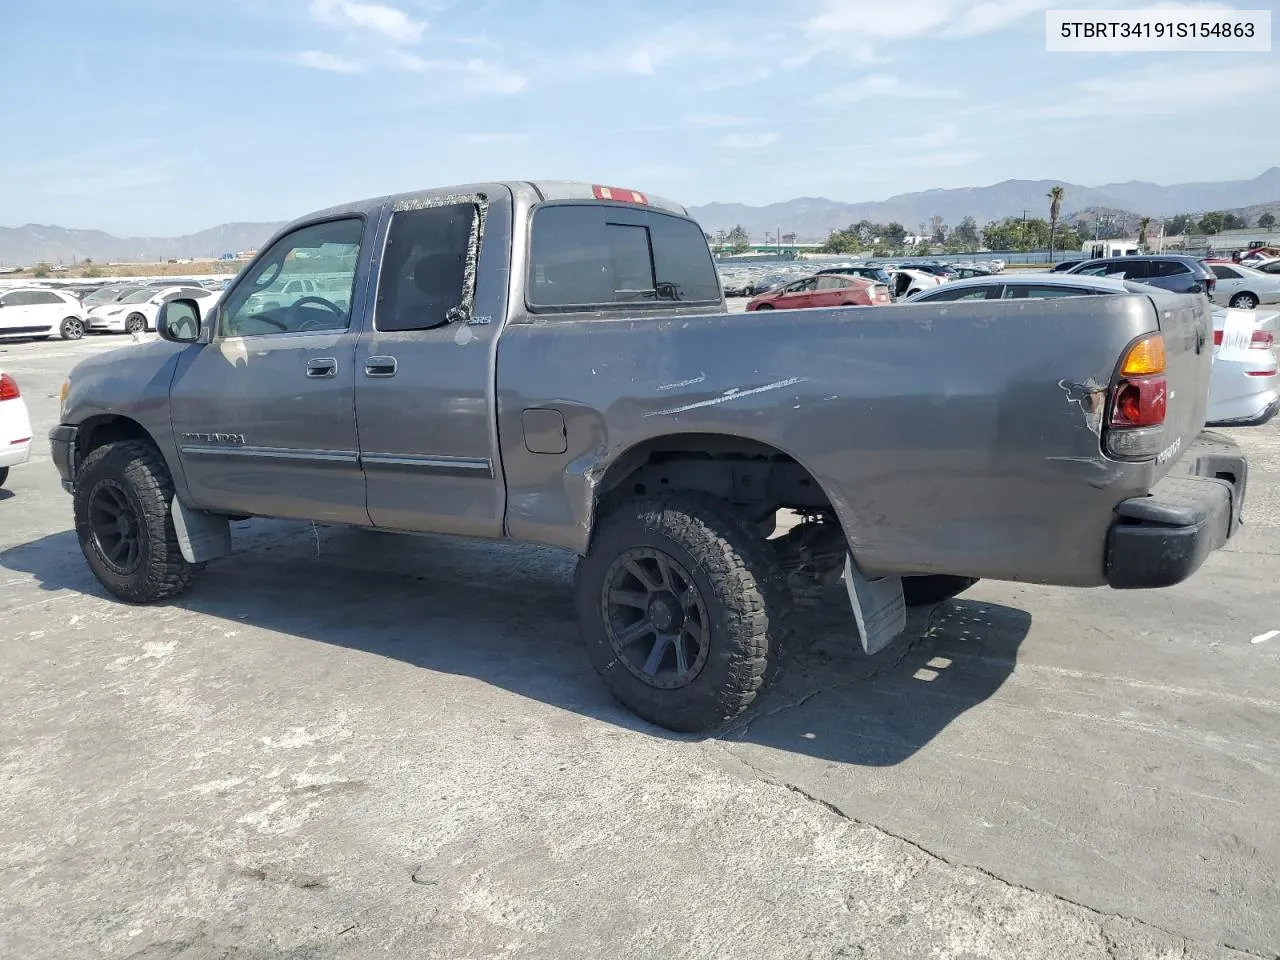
xmin=726 ymin=225 xmax=751 ymax=254
xmin=1221 ymin=213 xmax=1246 ymax=230
xmin=1164 ymin=213 xmax=1193 ymax=236
xmin=948 ymin=216 xmax=980 ymax=252
xmin=1197 ymin=212 xmax=1227 ymax=235
xmin=1258 ymin=212 xmax=1277 ymax=230
xmin=1047 ymin=185 xmax=1065 ymax=261
xmin=882 ymin=222 xmax=908 ymax=250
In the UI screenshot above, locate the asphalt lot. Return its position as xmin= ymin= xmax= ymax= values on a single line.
xmin=1 ymin=332 xmax=1277 ymax=960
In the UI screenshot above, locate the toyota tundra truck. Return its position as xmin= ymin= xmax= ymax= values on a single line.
xmin=50 ymin=180 xmax=1248 ymax=732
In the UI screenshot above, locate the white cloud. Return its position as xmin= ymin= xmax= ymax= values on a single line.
xmin=290 ymin=49 xmax=364 ymax=73
xmin=455 ymin=58 xmax=527 ymax=94
xmin=384 ymin=48 xmax=427 ymax=71
xmin=722 ymin=132 xmax=778 ymax=149
xmin=684 ymin=114 xmax=756 ymax=128
xmin=821 ymin=73 xmax=958 ymax=103
xmin=309 ymin=0 xmax=425 ymax=44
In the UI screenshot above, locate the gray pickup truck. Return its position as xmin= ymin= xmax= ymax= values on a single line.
xmin=51 ymin=180 xmax=1248 ymax=732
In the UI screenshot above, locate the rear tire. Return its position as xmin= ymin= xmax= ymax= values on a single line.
xmin=125 ymin=313 xmax=147 ymax=334
xmin=1229 ymin=292 xmax=1259 ymax=310
xmin=575 ymin=491 xmax=792 ymax=732
xmin=902 ymin=574 xmax=978 ymax=606
xmin=73 ymin=440 xmax=204 ymax=603
xmin=60 ymin=316 xmax=85 ymax=340
xmin=754 ymin=303 xmax=774 ymax=310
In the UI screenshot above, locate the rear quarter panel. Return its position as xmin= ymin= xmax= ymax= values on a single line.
xmin=497 ymin=294 xmax=1173 ymax=587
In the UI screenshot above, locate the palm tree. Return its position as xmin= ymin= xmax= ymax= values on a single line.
xmin=1138 ymin=217 xmax=1151 ymax=251
xmin=1047 ymin=185 xmax=1065 ymax=261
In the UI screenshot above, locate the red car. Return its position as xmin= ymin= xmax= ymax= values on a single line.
xmin=746 ymin=274 xmax=891 ymax=311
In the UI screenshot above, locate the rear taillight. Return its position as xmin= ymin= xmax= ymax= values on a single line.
xmin=1212 ymin=330 xmax=1274 ymax=348
xmin=1105 ymin=334 xmax=1167 ymax=460
xmin=0 ymin=373 xmax=20 ymax=401
xmin=592 ymin=185 xmax=648 ymax=204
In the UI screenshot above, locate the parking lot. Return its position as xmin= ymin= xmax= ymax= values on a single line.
xmin=2 ymin=334 xmax=1278 ymax=959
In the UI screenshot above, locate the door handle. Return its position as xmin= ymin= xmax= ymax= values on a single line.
xmin=306 ymin=357 xmax=338 ymax=378
xmin=365 ymin=356 xmax=397 ymax=377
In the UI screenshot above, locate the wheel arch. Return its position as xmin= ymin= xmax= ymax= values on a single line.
xmin=74 ymin=414 xmax=187 ymax=498
xmin=583 ymin=431 xmax=853 ymax=557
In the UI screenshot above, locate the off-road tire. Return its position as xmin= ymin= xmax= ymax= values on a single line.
xmin=902 ymin=574 xmax=978 ymax=606
xmin=60 ymin=316 xmax=85 ymax=340
xmin=575 ymin=491 xmax=792 ymax=733
xmin=125 ymin=313 xmax=147 ymax=335
xmin=74 ymin=440 xmax=204 ymax=603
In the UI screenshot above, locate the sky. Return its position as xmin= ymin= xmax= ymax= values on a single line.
xmin=1 ymin=0 xmax=1276 ymax=235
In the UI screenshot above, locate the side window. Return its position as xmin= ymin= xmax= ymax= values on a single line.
xmin=1004 ymin=285 xmax=1091 ymax=299
xmin=0 ymin=292 xmax=22 ymax=307
xmin=219 ymin=218 xmax=363 ymax=337
xmin=375 ymin=203 xmax=478 ymax=333
xmin=1148 ymin=260 xmax=1190 ymax=278
xmin=1210 ymin=265 xmax=1237 ymax=280
xmin=921 ymin=285 xmax=1000 ymax=301
xmin=816 ymin=276 xmax=848 ymax=290
xmin=1103 ymin=261 xmax=1142 ymax=279
xmin=32 ymin=291 xmax=63 ymax=305
xmin=527 ymin=203 xmax=720 ymax=310
xmin=1075 ymin=264 xmax=1108 ymax=276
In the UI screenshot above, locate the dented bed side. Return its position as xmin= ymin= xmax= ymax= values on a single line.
xmin=495 ymin=293 xmax=1198 ymax=588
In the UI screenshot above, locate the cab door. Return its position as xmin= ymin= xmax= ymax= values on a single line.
xmin=354 ymin=190 xmax=511 ymax=536
xmin=0 ymin=291 xmax=39 ymax=334
xmin=777 ymin=277 xmax=817 ymax=308
xmin=168 ymin=214 xmax=379 ymax=524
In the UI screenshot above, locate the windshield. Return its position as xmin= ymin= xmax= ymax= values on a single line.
xmin=119 ymin=288 xmax=158 ymax=303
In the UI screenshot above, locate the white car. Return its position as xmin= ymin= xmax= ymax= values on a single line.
xmin=1204 ymin=262 xmax=1280 ymax=311
xmin=887 ymin=267 xmax=945 ymax=299
xmin=0 ymin=369 xmax=33 ymax=488
xmin=87 ymin=284 xmax=217 ymax=334
xmin=1207 ymin=307 xmax=1278 ymax=427
xmin=0 ymin=287 xmax=89 ymax=340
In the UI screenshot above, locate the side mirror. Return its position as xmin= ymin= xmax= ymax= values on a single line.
xmin=157 ymin=298 xmax=201 ymax=343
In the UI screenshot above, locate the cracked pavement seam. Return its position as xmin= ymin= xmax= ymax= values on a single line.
xmin=703 ymin=741 xmax=1277 ymax=960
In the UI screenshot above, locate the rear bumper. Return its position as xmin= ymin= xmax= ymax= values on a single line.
xmin=1106 ymin=431 xmax=1247 ymax=589
xmin=49 ymin=424 xmax=79 ymax=494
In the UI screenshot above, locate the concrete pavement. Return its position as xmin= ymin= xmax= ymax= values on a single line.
xmin=1 ymin=333 xmax=1276 ymax=959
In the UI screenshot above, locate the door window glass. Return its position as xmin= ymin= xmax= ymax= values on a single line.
xmin=1148 ymin=260 xmax=1190 ymax=277
xmin=220 ymin=218 xmax=363 ymax=337
xmin=917 ymin=284 xmax=1000 ymax=301
xmin=375 ymin=203 xmax=478 ymax=332
xmin=1210 ymin=265 xmax=1238 ymax=280
xmin=816 ymin=276 xmax=849 ymax=290
xmin=1003 ymin=284 xmax=1092 ymax=299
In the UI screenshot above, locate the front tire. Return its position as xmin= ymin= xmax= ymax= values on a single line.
xmin=60 ymin=316 xmax=85 ymax=340
xmin=1229 ymin=292 xmax=1259 ymax=310
xmin=754 ymin=303 xmax=774 ymax=310
xmin=125 ymin=313 xmax=147 ymax=335
xmin=73 ymin=440 xmax=204 ymax=603
xmin=575 ymin=491 xmax=792 ymax=732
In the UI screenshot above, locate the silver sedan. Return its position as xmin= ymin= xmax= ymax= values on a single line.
xmin=1204 ymin=262 xmax=1280 ymax=310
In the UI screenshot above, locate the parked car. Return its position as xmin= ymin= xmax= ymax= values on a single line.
xmin=1239 ymin=247 xmax=1280 ymax=265
xmin=0 ymin=369 xmax=33 ymax=488
xmin=907 ymin=263 xmax=959 ymax=279
xmin=1250 ymin=258 xmax=1280 ymax=275
xmin=815 ymin=265 xmax=895 ymax=285
xmin=0 ymin=287 xmax=89 ymax=340
xmin=904 ymin=273 xmax=1136 ymax=303
xmin=86 ymin=285 xmax=216 ymax=334
xmin=951 ymin=266 xmax=995 ymax=279
xmin=1207 ymin=307 xmax=1278 ymax=426
xmin=908 ymin=275 xmax=1278 ymax=427
xmin=1065 ymin=255 xmax=1216 ymax=297
xmin=81 ymin=284 xmax=148 ymax=311
xmin=1050 ymin=260 xmax=1084 ymax=272
xmin=747 ymin=273 xmax=891 ymax=310
xmin=1203 ymin=261 xmax=1280 ymax=310
xmin=50 ymin=178 xmax=1245 ymax=733
xmin=887 ymin=268 xmax=945 ymax=299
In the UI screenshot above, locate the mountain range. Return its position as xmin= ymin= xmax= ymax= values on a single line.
xmin=4 ymin=167 xmax=1279 ymax=265
xmin=688 ymin=167 xmax=1280 ymax=239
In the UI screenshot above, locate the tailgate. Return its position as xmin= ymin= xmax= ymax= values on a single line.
xmin=1149 ymin=291 xmax=1212 ymax=478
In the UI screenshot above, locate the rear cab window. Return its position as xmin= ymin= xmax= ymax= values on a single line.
xmin=527 ymin=203 xmax=721 ymax=311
